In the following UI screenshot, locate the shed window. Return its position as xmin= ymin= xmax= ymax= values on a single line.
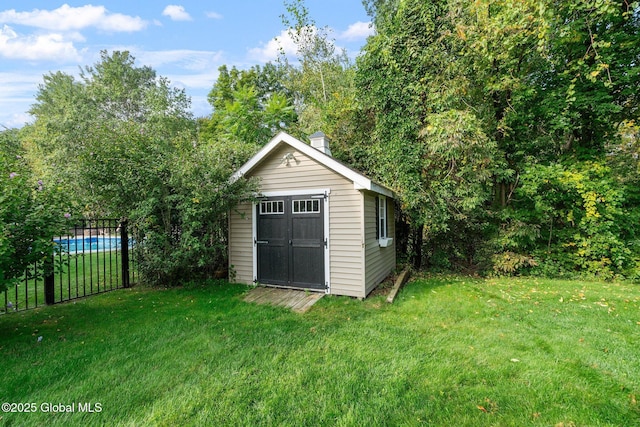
xmin=292 ymin=199 xmax=320 ymax=214
xmin=260 ymin=200 xmax=284 ymax=214
xmin=377 ymin=196 xmax=387 ymax=239
xmin=379 ymin=196 xmax=387 ymax=239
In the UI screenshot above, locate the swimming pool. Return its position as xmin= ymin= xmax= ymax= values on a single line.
xmin=54 ymin=236 xmax=132 ymax=254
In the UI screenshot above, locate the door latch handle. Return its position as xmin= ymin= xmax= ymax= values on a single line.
xmin=256 ymin=240 xmax=268 ymax=244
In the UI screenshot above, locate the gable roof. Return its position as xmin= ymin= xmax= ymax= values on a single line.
xmin=230 ymin=131 xmax=394 ymax=198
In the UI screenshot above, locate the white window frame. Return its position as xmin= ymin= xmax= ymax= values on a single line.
xmin=378 ymin=195 xmax=387 ymax=239
xmin=259 ymin=200 xmax=284 ymax=215
xmin=378 ymin=195 xmax=393 ymax=247
xmin=292 ymin=199 xmax=320 ymax=214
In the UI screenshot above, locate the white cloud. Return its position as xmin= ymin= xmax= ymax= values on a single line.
xmin=136 ymin=49 xmax=224 ymax=72
xmin=0 ymin=4 xmax=147 ymax=32
xmin=0 ymin=109 xmax=33 ymax=128
xmin=189 ymin=94 xmax=213 ymax=118
xmin=247 ymin=25 xmax=361 ymax=64
xmin=247 ymin=29 xmax=298 ymax=63
xmin=169 ymin=72 xmax=218 ymax=90
xmin=0 ymin=71 xmax=52 ymax=128
xmin=99 ymin=12 xmax=147 ymax=32
xmin=162 ymin=5 xmax=192 ymax=22
xmin=0 ymin=24 xmax=82 ymax=62
xmin=338 ymin=21 xmax=374 ymax=41
xmin=205 ymin=11 xmax=223 ymax=20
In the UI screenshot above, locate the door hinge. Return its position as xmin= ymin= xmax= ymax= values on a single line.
xmin=324 ymin=238 xmax=327 ymax=248
xmin=311 ymin=191 xmax=329 ymax=200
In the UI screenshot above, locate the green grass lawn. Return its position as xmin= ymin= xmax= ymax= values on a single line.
xmin=3 ymin=251 xmax=134 ymax=312
xmin=1 ymin=275 xmax=639 ymax=426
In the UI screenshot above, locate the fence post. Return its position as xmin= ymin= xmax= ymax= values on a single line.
xmin=44 ymin=252 xmax=55 ymax=305
xmin=120 ymin=219 xmax=130 ymax=288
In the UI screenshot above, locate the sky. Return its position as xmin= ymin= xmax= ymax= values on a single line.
xmin=0 ymin=1 xmax=374 ymax=129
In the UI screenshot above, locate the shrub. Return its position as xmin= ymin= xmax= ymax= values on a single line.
xmin=129 ymin=140 xmax=258 ymax=286
xmin=494 ymin=161 xmax=640 ymax=278
xmin=0 ymin=130 xmax=70 ymax=291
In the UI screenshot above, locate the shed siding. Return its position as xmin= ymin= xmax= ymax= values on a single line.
xmin=364 ymin=192 xmax=396 ymax=295
xmin=236 ymin=145 xmax=365 ymax=297
xmin=229 ymin=201 xmax=254 ymax=284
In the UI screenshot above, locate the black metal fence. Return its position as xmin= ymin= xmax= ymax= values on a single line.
xmin=1 ymin=219 xmax=137 ymax=315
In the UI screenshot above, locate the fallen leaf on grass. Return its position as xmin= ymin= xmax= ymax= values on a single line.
xmin=478 ymin=398 xmax=498 ymax=413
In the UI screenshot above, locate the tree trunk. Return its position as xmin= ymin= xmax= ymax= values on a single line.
xmin=410 ymin=224 xmax=423 ymax=270
xmin=395 ymin=202 xmax=410 ymax=263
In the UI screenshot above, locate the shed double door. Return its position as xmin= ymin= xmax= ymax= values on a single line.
xmin=256 ymin=195 xmax=325 ymax=290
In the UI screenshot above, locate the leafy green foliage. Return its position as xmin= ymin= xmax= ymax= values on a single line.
xmin=0 ymin=129 xmax=69 ymax=291
xmin=9 ymin=0 xmax=640 ymax=283
xmin=24 ymin=51 xmax=193 ymax=214
xmin=203 ymin=64 xmax=297 ymax=145
xmin=25 ymin=51 xmax=258 ymax=286
xmin=358 ymin=0 xmax=640 ymax=275
xmin=517 ymin=162 xmax=637 ymax=278
xmin=357 ymin=0 xmax=500 ymax=267
xmin=274 ymin=0 xmax=373 ymax=168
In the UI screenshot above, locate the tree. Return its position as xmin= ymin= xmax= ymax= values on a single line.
xmin=203 ymin=64 xmax=297 ymax=145
xmin=461 ymin=0 xmax=640 ymax=276
xmin=0 ymin=128 xmax=69 ymax=291
xmin=25 ymin=51 xmax=258 ymax=286
xmin=275 ymin=0 xmax=372 ymax=168
xmin=25 ymin=50 xmax=194 ymax=215
xmin=357 ymin=0 xmax=499 ymax=268
xmin=359 ymin=0 xmax=640 ymax=276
